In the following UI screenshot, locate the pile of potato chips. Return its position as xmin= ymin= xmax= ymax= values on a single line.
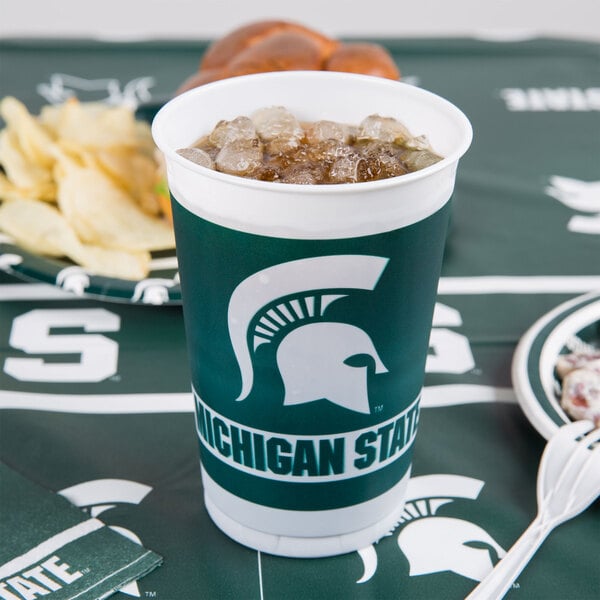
xmin=0 ymin=96 xmax=174 ymax=280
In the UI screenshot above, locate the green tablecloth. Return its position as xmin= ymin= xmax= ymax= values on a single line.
xmin=1 ymin=37 xmax=599 ymax=599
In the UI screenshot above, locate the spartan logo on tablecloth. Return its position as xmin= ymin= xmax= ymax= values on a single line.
xmin=228 ymin=255 xmax=389 ymax=414
xmin=58 ymin=479 xmax=152 ymax=598
xmin=545 ymin=176 xmax=600 ymax=235
xmin=356 ymin=474 xmax=506 ymax=584
xmin=37 ymin=74 xmax=155 ymax=107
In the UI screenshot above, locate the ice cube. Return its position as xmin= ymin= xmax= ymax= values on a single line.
xmin=357 ymin=115 xmax=411 ymax=144
xmin=255 ymin=165 xmax=280 ymax=182
xmin=359 ymin=142 xmax=408 ymax=179
xmin=266 ymin=135 xmax=301 ymax=155
xmin=251 ymin=107 xmax=303 ymax=142
xmin=281 ymin=163 xmax=325 ymax=184
xmin=404 ymin=134 xmax=433 ymax=151
xmin=176 ymin=147 xmax=215 ymax=169
xmin=305 ymin=120 xmax=352 ymax=144
xmin=305 ymin=140 xmax=352 ymax=162
xmin=215 ymin=139 xmax=264 ymax=176
xmin=401 ymin=149 xmax=442 ymax=171
xmin=376 ymin=153 xmax=408 ymax=178
xmin=209 ymin=116 xmax=257 ymax=148
xmin=328 ymin=153 xmax=367 ymax=183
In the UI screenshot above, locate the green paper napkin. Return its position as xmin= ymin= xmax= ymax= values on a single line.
xmin=0 ymin=463 xmax=162 ymax=600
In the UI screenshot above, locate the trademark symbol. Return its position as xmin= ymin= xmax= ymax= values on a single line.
xmin=512 ymin=582 xmax=521 ymax=589
xmin=373 ymin=404 xmax=384 ymax=413
xmin=110 ymin=374 xmax=122 ymax=382
xmin=145 ymin=592 xmax=157 ymax=598
xmin=81 ymin=567 xmax=91 ymax=574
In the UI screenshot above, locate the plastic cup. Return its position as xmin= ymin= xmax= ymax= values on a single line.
xmin=152 ymin=71 xmax=472 ymax=558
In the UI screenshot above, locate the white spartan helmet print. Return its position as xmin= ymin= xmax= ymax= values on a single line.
xmin=356 ymin=475 xmax=507 ymax=584
xmin=228 ymin=255 xmax=389 ymax=414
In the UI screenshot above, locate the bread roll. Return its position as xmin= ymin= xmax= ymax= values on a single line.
xmin=201 ymin=20 xmax=338 ymax=71
xmin=226 ymin=31 xmax=332 ymax=76
xmin=326 ymin=43 xmax=400 ymax=80
xmin=176 ymin=20 xmax=399 ymax=95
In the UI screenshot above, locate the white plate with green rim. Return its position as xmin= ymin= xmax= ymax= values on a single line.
xmin=0 ymin=102 xmax=181 ymax=305
xmin=0 ymin=240 xmax=181 ymax=305
xmin=511 ymin=291 xmax=600 ymax=439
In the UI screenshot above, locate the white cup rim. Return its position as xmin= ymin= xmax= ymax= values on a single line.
xmin=152 ymin=70 xmax=473 ymax=195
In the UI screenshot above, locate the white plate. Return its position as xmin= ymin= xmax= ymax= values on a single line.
xmin=511 ymin=291 xmax=600 ymax=439
xmin=0 ymin=242 xmax=181 ymax=305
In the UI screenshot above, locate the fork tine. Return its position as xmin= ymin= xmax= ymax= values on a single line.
xmin=546 ymin=421 xmax=595 ymax=452
xmin=549 ymin=424 xmax=599 ymax=498
xmin=559 ymin=423 xmax=599 ymax=475
xmin=580 ymin=426 xmax=600 ymax=448
xmin=569 ymin=436 xmax=600 ymax=496
xmin=580 ymin=444 xmax=600 ymax=479
xmin=563 ymin=444 xmax=600 ymax=518
xmin=539 ymin=422 xmax=598 ymax=508
xmin=537 ymin=421 xmax=596 ymax=504
xmin=541 ymin=421 xmax=594 ymax=463
xmin=564 ymin=420 xmax=596 ymax=438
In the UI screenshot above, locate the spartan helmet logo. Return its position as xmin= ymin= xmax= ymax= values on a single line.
xmin=228 ymin=255 xmax=389 ymax=414
xmin=356 ymin=474 xmax=506 ymax=585
xmin=397 ymin=516 xmax=505 ymax=581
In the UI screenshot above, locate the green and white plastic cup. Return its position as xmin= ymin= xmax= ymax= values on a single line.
xmin=152 ymin=71 xmax=472 ymax=558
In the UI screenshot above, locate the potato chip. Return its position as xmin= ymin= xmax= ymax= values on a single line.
xmin=80 ymin=245 xmax=150 ymax=280
xmin=0 ymin=129 xmax=54 ymax=190
xmin=0 ymin=96 xmax=174 ymax=280
xmin=56 ymin=160 xmax=175 ymax=252
xmin=94 ymin=148 xmax=161 ymax=215
xmin=0 ymin=97 xmax=57 ymax=168
xmin=134 ymin=120 xmax=156 ymax=154
xmin=0 ymin=172 xmax=56 ymax=202
xmin=0 ymin=197 xmax=72 ymax=256
xmin=0 ymin=197 xmax=151 ymax=279
xmin=40 ymin=98 xmax=141 ymax=149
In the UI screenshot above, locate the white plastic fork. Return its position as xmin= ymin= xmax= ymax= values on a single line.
xmin=466 ymin=420 xmax=600 ymax=600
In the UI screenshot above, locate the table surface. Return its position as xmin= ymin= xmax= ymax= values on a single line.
xmin=0 ymin=37 xmax=599 ymax=600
